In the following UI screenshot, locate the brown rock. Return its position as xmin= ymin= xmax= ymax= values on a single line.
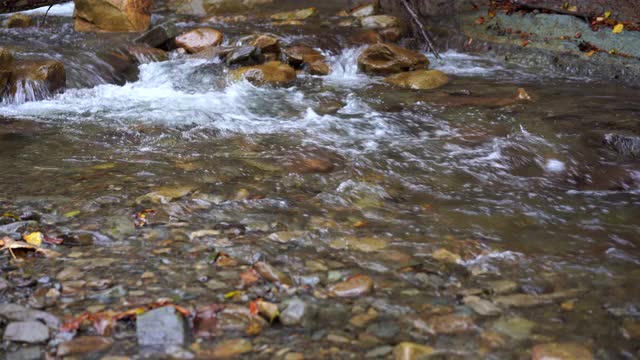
xmin=328 ymin=275 xmax=374 ymax=298
xmin=11 ymin=59 xmax=66 ymax=95
xmin=393 ymin=342 xmax=434 ymax=360
xmin=270 ymin=7 xmax=317 ymax=21
xmin=299 ymin=158 xmax=334 ymax=173
xmin=250 ymin=34 xmax=280 ymax=54
xmin=175 ymin=28 xmax=224 ymax=53
xmin=198 ymin=338 xmax=252 ymax=359
xmin=57 ymin=336 xmax=114 ymax=357
xmin=349 ymin=30 xmax=383 ymax=45
xmin=307 ymin=61 xmax=331 ymax=76
xmin=531 ymin=343 xmax=593 ymax=360
xmin=283 ymin=46 xmax=325 ymax=68
xmin=379 ymin=27 xmax=405 ymax=42
xmin=358 ymin=43 xmax=428 ymax=75
xmin=6 ymin=14 xmax=32 ymax=28
xmin=74 ymin=0 xmax=152 ymax=32
xmin=426 ymin=314 xmax=475 ymax=334
xmin=361 ymin=15 xmax=400 ymax=29
xmin=127 ymin=46 xmax=169 ymax=63
xmin=253 ymin=261 xmax=294 ymax=287
xmin=230 ymin=61 xmax=297 ymax=86
xmin=349 ymin=3 xmax=377 ymax=17
xmin=385 ymin=70 xmax=450 ymax=90
xmin=0 ymin=48 xmax=14 ymax=68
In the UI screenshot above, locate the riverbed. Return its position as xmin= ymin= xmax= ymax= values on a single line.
xmin=1 ymin=1 xmax=639 ymax=359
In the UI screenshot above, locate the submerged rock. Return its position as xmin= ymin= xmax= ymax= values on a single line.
xmin=360 ymin=15 xmax=400 ymax=29
xmin=170 ymin=0 xmax=272 ymax=16
xmin=385 ymin=70 xmax=450 ymax=90
xmin=3 ymin=321 xmax=49 ymax=343
xmin=57 ymin=336 xmax=114 ymax=357
xmin=270 ymin=7 xmax=317 ymax=21
xmin=253 ymin=261 xmax=294 ymax=287
xmin=358 ymin=43 xmax=428 ymax=75
xmin=531 ymin=343 xmax=593 ymax=360
xmin=280 ymin=298 xmax=313 ymax=326
xmin=137 ymin=306 xmax=189 ymax=346
xmin=426 ymin=314 xmax=475 ymax=334
xmin=393 ymin=342 xmax=435 ymax=360
xmin=230 ymin=61 xmax=297 ymax=86
xmin=197 ymin=338 xmax=252 ymax=358
xmin=6 ymin=14 xmax=32 ymax=28
xmin=0 ymin=303 xmax=60 ymax=328
xmin=328 ymin=275 xmax=374 ymax=298
xmin=175 ymin=28 xmax=224 ymax=53
xmin=74 ymin=0 xmax=152 ymax=32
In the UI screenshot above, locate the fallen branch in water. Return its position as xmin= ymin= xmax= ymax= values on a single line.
xmin=0 ymin=0 xmax=67 ymax=14
xmin=399 ymin=0 xmax=441 ymax=60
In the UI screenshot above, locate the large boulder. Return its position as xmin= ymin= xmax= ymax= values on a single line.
xmin=0 ymin=55 xmax=66 ymax=103
xmin=384 ymin=70 xmax=450 ymax=90
xmin=357 ymin=43 xmax=428 ymax=75
xmin=74 ymin=0 xmax=153 ymax=32
xmin=230 ymin=61 xmax=296 ymax=86
xmin=6 ymin=14 xmax=32 ymax=28
xmin=170 ymin=0 xmax=273 ymax=16
xmin=175 ymin=28 xmax=224 ymax=53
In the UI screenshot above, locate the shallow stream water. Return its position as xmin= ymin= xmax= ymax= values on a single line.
xmin=1 ymin=1 xmax=639 ymax=359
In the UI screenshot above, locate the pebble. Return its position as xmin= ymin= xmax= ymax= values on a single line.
xmin=57 ymin=336 xmax=114 ymax=357
xmin=280 ymin=298 xmax=312 ymax=326
xmin=431 ymin=248 xmax=461 ymax=264
xmin=393 ymin=342 xmax=435 ymax=360
xmin=349 ymin=307 xmax=378 ymax=328
xmin=365 ymin=345 xmax=393 ymax=358
xmin=254 ymin=261 xmax=294 ymax=287
xmin=463 ymin=295 xmax=501 ymax=316
xmin=136 ymin=306 xmax=188 ymax=346
xmin=199 ymin=338 xmax=252 ymax=358
xmin=3 ymin=321 xmax=49 ymax=343
xmin=328 ymin=275 xmax=374 ymax=298
xmin=531 ymin=342 xmax=593 ymax=360
xmin=491 ymin=316 xmax=536 ymax=341
xmin=426 ymin=314 xmax=475 ymax=334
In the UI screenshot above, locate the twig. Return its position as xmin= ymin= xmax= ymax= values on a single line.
xmin=400 ymin=0 xmax=441 ymax=60
xmin=40 ymin=4 xmax=54 ymax=27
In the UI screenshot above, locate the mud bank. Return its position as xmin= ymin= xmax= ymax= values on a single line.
xmin=380 ymin=0 xmax=640 ymax=86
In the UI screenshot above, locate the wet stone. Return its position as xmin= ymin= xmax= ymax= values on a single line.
xmin=463 ymin=296 xmax=501 ymax=316
xmin=328 ymin=275 xmax=374 ymax=298
xmin=531 ymin=343 xmax=593 ymax=360
xmin=366 ymin=320 xmax=400 ymax=340
xmin=426 ymin=314 xmax=475 ymax=334
xmin=492 ymin=316 xmax=536 ymax=341
xmin=57 ymin=336 xmax=114 ymax=357
xmin=198 ymin=338 xmax=252 ymax=358
xmin=137 ymin=306 xmax=189 ymax=346
xmin=6 ymin=347 xmax=42 ymax=360
xmin=280 ymin=297 xmax=313 ymax=327
xmin=393 ymin=342 xmax=435 ymax=360
xmin=0 ymin=303 xmax=60 ymax=328
xmin=3 ymin=321 xmax=49 ymax=343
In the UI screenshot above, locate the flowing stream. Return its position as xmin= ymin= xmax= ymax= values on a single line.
xmin=1 ymin=1 xmax=639 ymax=358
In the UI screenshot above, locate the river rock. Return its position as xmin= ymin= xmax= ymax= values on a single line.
xmin=463 ymin=296 xmax=501 ymax=316
xmin=349 ymin=3 xmax=378 ymax=17
xmin=349 ymin=30 xmax=383 ymax=45
xmin=283 ymin=46 xmax=325 ymax=67
xmin=379 ymin=27 xmax=405 ymax=42
xmin=393 ymin=342 xmax=435 ymax=360
xmin=127 ymin=46 xmax=169 ymax=63
xmin=385 ymin=70 xmax=450 ymax=90
xmin=253 ymin=261 xmax=294 ymax=287
xmin=74 ymin=0 xmax=152 ymax=32
xmin=280 ymin=298 xmax=312 ymax=326
xmin=197 ymin=339 xmax=252 ymax=358
xmin=0 ymin=48 xmax=13 ymax=68
xmin=57 ymin=336 xmax=114 ymax=357
xmin=426 ymin=314 xmax=475 ymax=334
xmin=271 ymin=7 xmax=317 ymax=21
xmin=171 ymin=0 xmax=272 ymax=16
xmin=307 ymin=61 xmax=331 ymax=76
xmin=134 ymin=21 xmax=179 ymax=47
xmin=226 ymin=46 xmax=262 ymax=66
xmin=0 ymin=276 xmax=11 ymax=291
xmin=0 ymin=303 xmax=60 ymax=328
xmin=358 ymin=43 xmax=428 ymax=75
xmin=361 ymin=15 xmax=400 ymax=29
xmin=175 ymin=28 xmax=224 ymax=53
xmin=491 ymin=316 xmax=535 ymax=341
xmin=6 ymin=14 xmax=32 ymax=28
xmin=9 ymin=59 xmax=66 ymax=97
xmin=230 ymin=61 xmax=297 ymax=86
xmin=251 ymin=34 xmax=280 ymax=54
xmin=328 ymin=275 xmax=374 ymax=298
xmin=3 ymin=321 xmax=49 ymax=343
xmin=531 ymin=343 xmax=593 ymax=360
xmin=329 ymin=237 xmax=388 ymax=252
xmin=136 ymin=306 xmax=189 ymax=346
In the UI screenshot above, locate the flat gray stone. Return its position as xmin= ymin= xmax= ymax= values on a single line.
xmin=3 ymin=321 xmax=50 ymax=343
xmin=0 ymin=303 xmax=59 ymax=328
xmin=137 ymin=306 xmax=189 ymax=346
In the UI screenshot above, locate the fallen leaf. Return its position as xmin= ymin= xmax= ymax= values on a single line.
xmin=23 ymin=232 xmax=43 ymax=246
xmin=134 ymin=209 xmax=157 ymax=228
xmin=224 ymin=290 xmax=243 ymax=299
xmin=604 ymin=11 xmax=611 ymax=18
xmin=613 ymin=23 xmax=624 ymax=33
xmin=521 ymin=40 xmax=530 ymax=47
xmin=64 ymin=210 xmax=81 ymax=218
xmin=567 ymin=5 xmax=577 ymax=12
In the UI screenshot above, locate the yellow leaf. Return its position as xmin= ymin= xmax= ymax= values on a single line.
xmin=23 ymin=232 xmax=43 ymax=246
xmin=92 ymin=163 xmax=116 ymax=170
xmin=567 ymin=5 xmax=578 ymax=12
xmin=64 ymin=210 xmax=80 ymax=218
xmin=604 ymin=11 xmax=611 ymax=18
xmin=613 ymin=24 xmax=624 ymax=33
xmin=224 ymin=290 xmax=243 ymax=299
